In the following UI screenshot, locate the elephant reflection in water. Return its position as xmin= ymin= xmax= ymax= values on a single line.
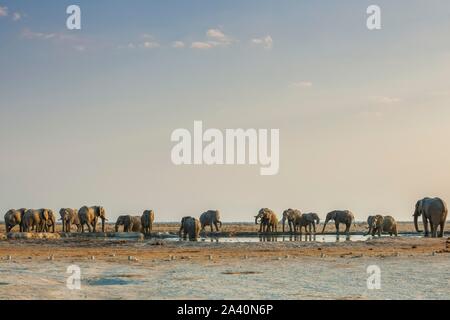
xmin=259 ymin=235 xmax=278 ymax=242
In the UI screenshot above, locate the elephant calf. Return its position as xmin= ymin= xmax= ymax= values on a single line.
xmin=115 ymin=215 xmax=142 ymax=232
xmin=141 ymin=210 xmax=155 ymax=235
xmin=179 ymin=216 xmax=201 ymax=240
xmin=200 ymin=210 xmax=222 ymax=233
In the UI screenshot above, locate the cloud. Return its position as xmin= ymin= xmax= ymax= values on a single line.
xmin=172 ymin=41 xmax=185 ymax=48
xmin=251 ymin=35 xmax=273 ymax=49
xmin=371 ymin=96 xmax=401 ymax=104
xmin=22 ymin=29 xmax=56 ymax=40
xmin=289 ymin=81 xmax=313 ymax=89
xmin=142 ymin=41 xmax=160 ymax=48
xmin=191 ymin=28 xmax=234 ymax=49
xmin=12 ymin=12 xmax=21 ymax=21
xmin=0 ymin=6 xmax=8 ymax=17
xmin=191 ymin=41 xmax=213 ymax=49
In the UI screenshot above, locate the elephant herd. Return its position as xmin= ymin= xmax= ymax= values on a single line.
xmin=257 ymin=196 xmax=448 ymax=238
xmin=3 ymin=197 xmax=448 ymax=239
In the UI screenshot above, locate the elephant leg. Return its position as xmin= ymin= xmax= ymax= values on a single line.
xmin=423 ymin=216 xmax=429 ymax=237
xmin=87 ymin=223 xmax=92 ymax=233
xmin=345 ymin=223 xmax=351 ymax=236
xmin=214 ymin=222 xmax=219 ymax=232
xmin=210 ymin=224 xmax=214 ymax=232
xmin=335 ymin=222 xmax=340 ymax=236
xmin=439 ymin=221 xmax=445 ymax=238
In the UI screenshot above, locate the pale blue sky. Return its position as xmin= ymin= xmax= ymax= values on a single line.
xmin=1 ymin=0 xmax=450 ymax=221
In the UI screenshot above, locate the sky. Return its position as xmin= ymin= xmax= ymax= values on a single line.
xmin=1 ymin=0 xmax=450 ymax=222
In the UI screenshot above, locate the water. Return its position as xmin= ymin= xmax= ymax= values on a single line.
xmin=166 ymin=234 xmax=371 ymax=243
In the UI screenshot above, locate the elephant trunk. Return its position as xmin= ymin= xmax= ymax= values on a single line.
xmin=414 ymin=214 xmax=422 ymax=233
xmin=254 ymin=216 xmax=259 ymax=225
xmin=102 ymin=219 xmax=105 ymax=232
xmin=282 ymin=217 xmax=286 ymax=233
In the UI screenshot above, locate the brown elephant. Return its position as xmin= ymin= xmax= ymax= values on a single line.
xmin=414 ymin=197 xmax=448 ymax=238
xmin=255 ymin=208 xmax=278 ymax=233
xmin=78 ymin=206 xmax=107 ymax=233
xmin=321 ymin=210 xmax=354 ymax=237
xmin=282 ymin=208 xmax=301 ymax=233
xmin=115 ymin=215 xmax=142 ymax=232
xmin=59 ymin=208 xmax=81 ymax=232
xmin=22 ymin=209 xmax=54 ymax=232
xmin=200 ymin=210 xmax=222 ymax=233
xmin=4 ymin=208 xmax=27 ymax=232
xmin=367 ymin=215 xmax=398 ymax=237
xmin=141 ymin=210 xmax=155 ymax=235
xmin=179 ymin=216 xmax=201 ymax=240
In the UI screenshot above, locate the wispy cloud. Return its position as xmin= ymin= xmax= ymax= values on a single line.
xmin=21 ymin=28 xmax=90 ymax=52
xmin=172 ymin=41 xmax=185 ymax=48
xmin=0 ymin=5 xmax=8 ymax=17
xmin=120 ymin=34 xmax=160 ymax=50
xmin=289 ymin=81 xmax=313 ymax=89
xmin=191 ymin=28 xmax=235 ymax=49
xmin=22 ymin=29 xmax=56 ymax=40
xmin=251 ymin=35 xmax=273 ymax=49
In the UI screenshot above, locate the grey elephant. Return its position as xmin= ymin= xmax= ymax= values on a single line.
xmin=4 ymin=208 xmax=27 ymax=232
xmin=22 ymin=209 xmax=54 ymax=232
xmin=59 ymin=208 xmax=81 ymax=233
xmin=414 ymin=197 xmax=448 ymax=238
xmin=78 ymin=206 xmax=107 ymax=233
xmin=200 ymin=210 xmax=222 ymax=233
xmin=115 ymin=215 xmax=142 ymax=232
xmin=42 ymin=210 xmax=56 ymax=233
xmin=282 ymin=209 xmax=301 ymax=233
xmin=321 ymin=210 xmax=354 ymax=237
xmin=302 ymin=212 xmax=320 ymax=234
xmin=255 ymin=208 xmax=278 ymax=233
xmin=179 ymin=216 xmax=201 ymax=240
xmin=141 ymin=210 xmax=155 ymax=235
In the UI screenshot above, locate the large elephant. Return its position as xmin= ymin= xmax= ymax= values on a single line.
xmin=78 ymin=206 xmax=107 ymax=233
xmin=141 ymin=210 xmax=155 ymax=235
xmin=282 ymin=209 xmax=301 ymax=233
xmin=22 ymin=209 xmax=54 ymax=232
xmin=115 ymin=215 xmax=142 ymax=232
xmin=321 ymin=210 xmax=354 ymax=236
xmin=255 ymin=208 xmax=278 ymax=233
xmin=4 ymin=208 xmax=27 ymax=232
xmin=43 ymin=210 xmax=56 ymax=233
xmin=179 ymin=216 xmax=201 ymax=240
xmin=200 ymin=210 xmax=222 ymax=232
xmin=59 ymin=208 xmax=81 ymax=233
xmin=414 ymin=197 xmax=448 ymax=238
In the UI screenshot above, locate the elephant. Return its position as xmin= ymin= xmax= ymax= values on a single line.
xmin=281 ymin=209 xmax=301 ymax=233
xmin=367 ymin=215 xmax=384 ymax=237
xmin=321 ymin=210 xmax=354 ymax=237
xmin=367 ymin=215 xmax=398 ymax=237
xmin=115 ymin=215 xmax=142 ymax=232
xmin=78 ymin=206 xmax=107 ymax=233
xmin=296 ymin=212 xmax=320 ymax=234
xmin=59 ymin=208 xmax=81 ymax=233
xmin=4 ymin=208 xmax=27 ymax=232
xmin=22 ymin=209 xmax=54 ymax=232
xmin=179 ymin=216 xmax=201 ymax=240
xmin=141 ymin=210 xmax=155 ymax=235
xmin=200 ymin=210 xmax=222 ymax=233
xmin=42 ymin=209 xmax=56 ymax=233
xmin=414 ymin=197 xmax=448 ymax=238
xmin=255 ymin=208 xmax=278 ymax=233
